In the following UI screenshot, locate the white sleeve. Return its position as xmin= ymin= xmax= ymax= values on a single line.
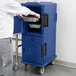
xmin=0 ymin=0 xmax=31 ymax=16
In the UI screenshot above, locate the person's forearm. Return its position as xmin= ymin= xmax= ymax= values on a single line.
xmin=0 ymin=0 xmax=40 ymax=18
xmin=16 ymin=11 xmax=40 ymax=19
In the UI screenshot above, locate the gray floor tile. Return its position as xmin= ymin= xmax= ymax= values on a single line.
xmin=0 ymin=56 xmax=76 ymax=76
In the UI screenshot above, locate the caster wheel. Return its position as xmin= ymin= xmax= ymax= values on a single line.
xmin=13 ymin=63 xmax=19 ymax=71
xmin=25 ymin=64 xmax=28 ymax=71
xmin=50 ymin=61 xmax=55 ymax=65
xmin=39 ymin=68 xmax=44 ymax=75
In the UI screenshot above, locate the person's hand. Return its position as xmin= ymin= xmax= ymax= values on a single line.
xmin=16 ymin=15 xmax=23 ymax=18
xmin=29 ymin=11 xmax=40 ymax=19
xmin=34 ymin=13 xmax=40 ymax=19
xmin=14 ymin=14 xmax=23 ymax=18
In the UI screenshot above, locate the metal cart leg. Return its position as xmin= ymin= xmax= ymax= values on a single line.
xmin=13 ymin=35 xmax=19 ymax=71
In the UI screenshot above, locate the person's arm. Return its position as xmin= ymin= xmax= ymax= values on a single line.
xmin=17 ymin=11 xmax=40 ymax=19
xmin=0 ymin=0 xmax=40 ymax=18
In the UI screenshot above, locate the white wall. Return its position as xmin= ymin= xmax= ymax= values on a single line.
xmin=16 ymin=0 xmax=27 ymax=3
xmin=14 ymin=0 xmax=76 ymax=64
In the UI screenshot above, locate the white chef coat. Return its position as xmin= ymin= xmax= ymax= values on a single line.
xmin=0 ymin=0 xmax=31 ymax=39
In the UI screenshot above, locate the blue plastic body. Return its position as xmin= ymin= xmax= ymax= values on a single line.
xmin=14 ymin=2 xmax=57 ymax=68
xmin=14 ymin=16 xmax=23 ymax=34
